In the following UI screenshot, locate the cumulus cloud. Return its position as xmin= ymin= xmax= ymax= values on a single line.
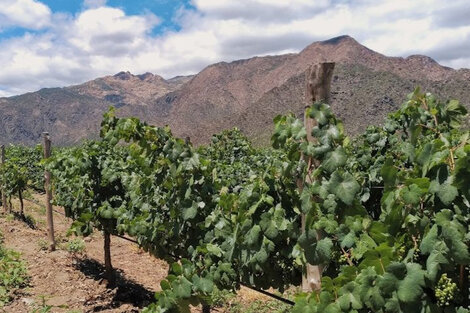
xmin=68 ymin=7 xmax=160 ymax=56
xmin=0 ymin=0 xmax=469 ymax=96
xmin=0 ymin=0 xmax=51 ymax=30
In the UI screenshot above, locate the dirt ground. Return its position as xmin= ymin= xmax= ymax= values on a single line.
xmin=0 ymin=194 xmax=271 ymax=313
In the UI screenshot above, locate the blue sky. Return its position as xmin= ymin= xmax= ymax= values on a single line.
xmin=0 ymin=0 xmax=469 ymax=96
xmin=39 ymin=0 xmax=193 ymax=34
xmin=0 ymin=0 xmax=191 ymax=39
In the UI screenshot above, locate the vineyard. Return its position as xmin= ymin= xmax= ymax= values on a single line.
xmin=0 ymin=63 xmax=469 ymax=313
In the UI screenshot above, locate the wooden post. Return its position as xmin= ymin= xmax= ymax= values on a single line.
xmin=42 ymin=132 xmax=56 ymax=251
xmin=301 ymin=62 xmax=335 ymax=292
xmin=18 ymin=189 xmax=24 ymax=216
xmin=1 ymin=145 xmax=7 ymax=213
xmin=103 ymin=230 xmax=115 ymax=285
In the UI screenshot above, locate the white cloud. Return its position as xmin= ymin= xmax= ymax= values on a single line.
xmin=68 ymin=7 xmax=159 ymax=56
xmin=192 ymin=0 xmax=331 ymax=23
xmin=0 ymin=0 xmax=470 ymax=96
xmin=0 ymin=0 xmax=51 ymax=30
xmin=83 ymin=0 xmax=107 ymax=9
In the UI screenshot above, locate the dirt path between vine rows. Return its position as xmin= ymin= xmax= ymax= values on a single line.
xmin=0 ymin=194 xmax=269 ymax=313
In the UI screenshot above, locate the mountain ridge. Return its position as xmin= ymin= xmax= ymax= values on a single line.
xmin=1 ymin=35 xmax=469 ymax=146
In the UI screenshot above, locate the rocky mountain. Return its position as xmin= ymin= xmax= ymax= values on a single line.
xmin=0 ymin=72 xmax=192 ymax=145
xmin=1 ymin=35 xmax=469 ymax=146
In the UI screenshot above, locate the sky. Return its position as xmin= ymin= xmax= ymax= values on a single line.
xmin=0 ymin=0 xmax=469 ymax=97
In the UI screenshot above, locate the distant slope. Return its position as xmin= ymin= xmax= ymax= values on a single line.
xmin=0 ymin=72 xmax=192 ymax=145
xmin=1 ymin=35 xmax=469 ymax=146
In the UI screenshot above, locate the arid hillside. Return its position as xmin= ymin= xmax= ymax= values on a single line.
xmin=1 ymin=35 xmax=469 ymax=146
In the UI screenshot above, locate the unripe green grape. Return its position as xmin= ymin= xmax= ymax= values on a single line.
xmin=412 ymin=248 xmax=420 ymax=261
xmin=435 ymin=273 xmax=458 ymax=307
xmin=338 ymin=253 xmax=348 ymax=264
xmin=397 ymin=245 xmax=406 ymax=261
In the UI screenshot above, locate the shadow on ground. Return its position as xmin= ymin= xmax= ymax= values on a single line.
xmin=11 ymin=211 xmax=38 ymax=229
xmin=74 ymin=258 xmax=155 ymax=311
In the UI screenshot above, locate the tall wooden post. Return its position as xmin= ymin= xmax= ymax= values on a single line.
xmin=103 ymin=230 xmax=115 ymax=285
xmin=42 ymin=132 xmax=56 ymax=251
xmin=18 ymin=189 xmax=24 ymax=217
xmin=301 ymin=62 xmax=335 ymax=292
xmin=1 ymin=145 xmax=7 ymax=213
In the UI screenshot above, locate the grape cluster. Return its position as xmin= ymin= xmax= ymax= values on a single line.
xmin=397 ymin=246 xmax=406 ymax=261
xmin=412 ymin=248 xmax=420 ymax=262
xmin=338 ymin=253 xmax=348 ymax=264
xmin=435 ymin=273 xmax=457 ymax=307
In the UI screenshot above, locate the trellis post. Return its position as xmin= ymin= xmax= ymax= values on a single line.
xmin=1 ymin=145 xmax=7 ymax=213
xmin=301 ymin=62 xmax=335 ymax=292
xmin=42 ymin=132 xmax=56 ymax=251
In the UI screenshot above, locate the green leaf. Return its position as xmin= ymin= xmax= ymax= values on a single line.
xmin=340 ymin=232 xmax=356 ymax=249
xmin=245 ymin=225 xmax=261 ymax=246
xmin=173 ymin=277 xmax=192 ymax=299
xmin=381 ymin=158 xmax=397 ymax=189
xmin=425 ymin=241 xmax=449 ymax=282
xmin=384 ymin=296 xmax=401 ymax=313
xmin=206 ymin=244 xmax=223 ymax=257
xmin=194 ymin=277 xmax=214 ymax=294
xmin=160 ymin=280 xmax=171 ymax=291
xmin=322 ymin=147 xmax=347 ymax=173
xmin=304 ymin=237 xmax=333 ymax=265
xmin=400 ymin=184 xmax=421 ymax=205
xmin=442 ymin=226 xmax=470 ymax=264
xmin=360 ymin=244 xmax=393 ymax=274
xmin=328 ymin=171 xmax=360 ymax=205
xmin=183 ymin=202 xmax=198 ymax=220
xmin=171 ymin=263 xmax=183 ymax=275
xmin=307 ymin=105 xmax=328 ymax=126
xmin=369 ymin=222 xmax=390 ymax=244
xmin=397 ymin=263 xmax=425 ymax=303
xmin=420 ymin=225 xmax=438 ymax=254
xmin=436 ymin=181 xmax=458 ymax=205
xmin=338 ymin=282 xmax=362 ymax=311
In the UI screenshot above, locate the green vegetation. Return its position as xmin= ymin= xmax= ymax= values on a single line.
xmin=0 ymin=157 xmax=28 ymax=215
xmin=232 ymin=299 xmax=291 ymax=313
xmin=2 ymin=88 xmax=469 ymax=312
xmin=0 ymin=145 xmax=45 ymax=216
xmin=66 ymin=238 xmax=86 ymax=255
xmin=0 ymin=231 xmax=29 ymax=307
xmin=4 ymin=145 xmax=44 ymax=192
xmin=29 ymin=296 xmax=53 ymax=313
xmin=28 ymin=295 xmax=82 ymax=313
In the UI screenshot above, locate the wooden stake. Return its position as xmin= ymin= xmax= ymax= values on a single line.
xmin=42 ymin=132 xmax=56 ymax=251
xmin=103 ymin=230 xmax=115 ymax=286
xmin=18 ymin=189 xmax=24 ymax=217
xmin=301 ymin=62 xmax=335 ymax=292
xmin=1 ymin=145 xmax=7 ymax=213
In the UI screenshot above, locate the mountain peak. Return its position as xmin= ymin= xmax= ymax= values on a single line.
xmin=113 ymin=71 xmax=133 ymax=80
xmin=320 ymin=35 xmax=357 ymax=45
xmin=137 ymin=72 xmax=155 ymax=81
xmin=111 ymin=71 xmax=166 ymax=82
xmin=406 ymin=54 xmax=438 ymax=65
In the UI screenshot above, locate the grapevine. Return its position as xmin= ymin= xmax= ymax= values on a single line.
xmin=7 ymin=87 xmax=468 ymax=313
